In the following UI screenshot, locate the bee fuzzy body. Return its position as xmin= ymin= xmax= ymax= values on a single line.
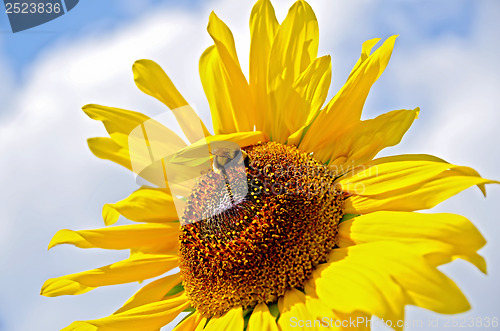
xmin=211 ymin=148 xmax=249 ymax=175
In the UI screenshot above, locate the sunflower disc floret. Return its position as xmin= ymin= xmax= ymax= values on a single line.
xmin=179 ymin=142 xmax=345 ymax=316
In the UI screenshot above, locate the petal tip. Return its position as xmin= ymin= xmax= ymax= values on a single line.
xmin=48 ymin=229 xmax=70 ymax=250
xmin=102 ymin=203 xmax=119 ymax=226
xmin=414 ymin=107 xmax=420 ymax=119
xmin=81 ymin=104 xmax=96 ymax=116
xmin=208 ymin=11 xmax=218 ymax=25
xmin=132 ymin=59 xmax=157 ymax=72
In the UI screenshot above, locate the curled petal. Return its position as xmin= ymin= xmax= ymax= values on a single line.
xmin=41 ymin=254 xmax=178 ymax=297
xmin=338 ymin=211 xmax=487 ymax=273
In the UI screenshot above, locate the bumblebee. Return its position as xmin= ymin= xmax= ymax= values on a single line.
xmin=211 ymin=148 xmax=249 ymax=175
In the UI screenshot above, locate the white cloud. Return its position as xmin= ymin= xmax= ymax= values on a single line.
xmin=0 ymin=0 xmax=499 ymax=330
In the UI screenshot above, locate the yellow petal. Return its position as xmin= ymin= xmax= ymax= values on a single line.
xmin=286 ymin=55 xmax=332 ymax=145
xmin=173 ymin=311 xmax=205 ymax=331
xmin=133 ymin=59 xmax=211 ymax=143
xmin=198 ymin=130 xmax=267 ymax=148
xmin=369 ymin=153 xmax=447 ymax=164
xmin=278 ymin=289 xmax=338 ymax=331
xmin=102 ymin=187 xmax=182 ymax=226
xmin=88 ymin=136 xmax=186 ymax=191
xmin=458 ymin=253 xmax=487 ymax=275
xmin=278 ymin=289 xmax=310 ymax=331
xmin=115 ymin=273 xmax=182 ymax=314
xmin=207 ymin=12 xmax=239 ymax=64
xmin=200 ymin=13 xmax=255 ymax=134
xmin=366 ymin=154 xmax=487 ymax=195
xmin=83 ymin=104 xmax=185 ymax=149
xmin=299 ymin=36 xmax=397 ymax=154
xmin=195 ymin=317 xmax=208 ymax=331
xmin=348 ymin=38 xmax=382 ymax=79
xmin=84 ymin=105 xmax=190 ymax=189
xmin=247 ymin=303 xmax=278 ymax=331
xmin=87 ymin=137 xmax=132 ymax=170
xmin=309 ymin=242 xmax=470 ymax=324
xmin=127 ymin=117 xmax=190 ymax=185
xmin=249 ymin=0 xmax=279 ymax=132
xmin=41 ymin=254 xmax=178 ymax=297
xmin=339 ymin=154 xmax=494 ymax=196
xmin=338 ymin=211 xmax=487 ymax=273
xmin=62 ymin=293 xmax=190 ymax=331
xmin=48 ymin=223 xmax=179 ymax=252
xmin=338 ymin=159 xmax=462 ymax=196
xmin=199 ymin=46 xmax=235 ymax=134
xmin=344 ymin=167 xmax=499 ymax=213
xmin=278 ymin=294 xmax=370 ymax=331
xmin=268 ymin=0 xmax=318 ymax=90
xmin=268 ymin=0 xmax=319 ymax=142
xmin=62 ymin=323 xmax=97 ymax=331
xmin=204 ymin=306 xmax=244 ymax=331
xmin=317 ymin=108 xmax=419 ymax=166
xmin=133 ymin=59 xmax=187 ymax=109
xmin=83 ymin=104 xmax=150 ymax=148
xmin=331 ymin=311 xmax=371 ymax=331
xmin=170 ymin=131 xmax=267 ymax=166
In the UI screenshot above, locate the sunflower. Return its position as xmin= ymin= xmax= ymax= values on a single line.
xmin=42 ymin=0 xmax=497 ymax=330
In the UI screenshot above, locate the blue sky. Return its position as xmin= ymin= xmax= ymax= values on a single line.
xmin=0 ymin=0 xmax=202 ymax=83
xmin=0 ymin=1 xmax=499 ymax=330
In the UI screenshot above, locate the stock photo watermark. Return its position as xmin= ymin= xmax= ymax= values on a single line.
xmin=289 ymin=316 xmax=499 ymax=329
xmin=3 ymin=0 xmax=79 ymax=32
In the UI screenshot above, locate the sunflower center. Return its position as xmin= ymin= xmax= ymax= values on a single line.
xmin=179 ymin=142 xmax=345 ymax=317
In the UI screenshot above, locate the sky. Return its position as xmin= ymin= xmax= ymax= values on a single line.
xmin=0 ymin=0 xmax=499 ymax=330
